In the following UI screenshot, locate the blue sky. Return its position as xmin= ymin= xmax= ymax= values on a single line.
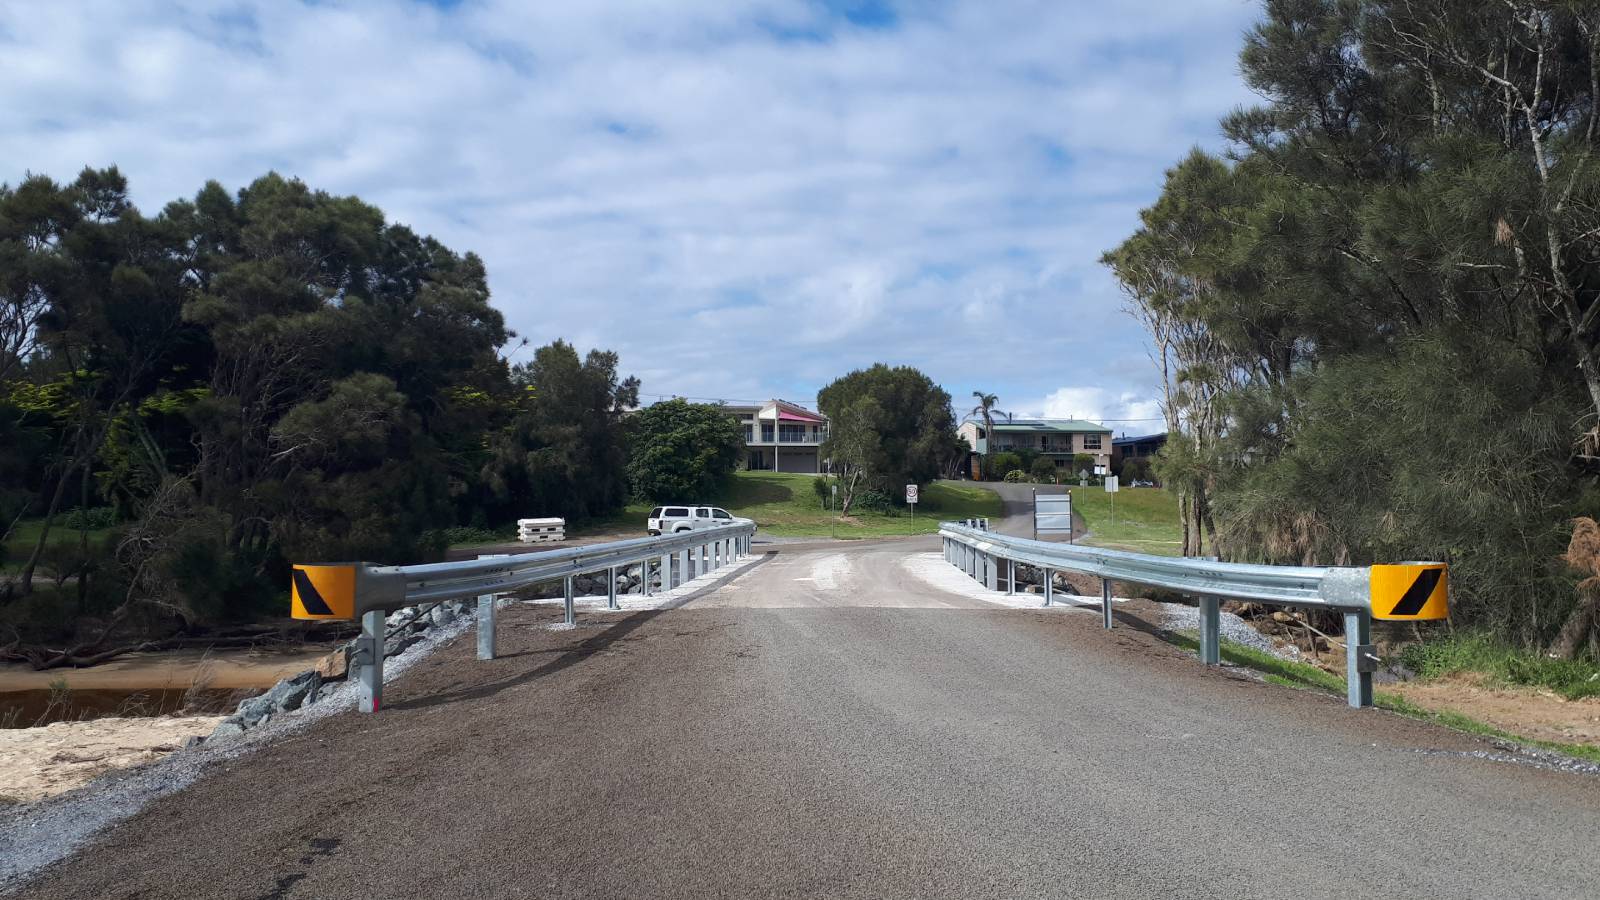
xmin=1 ymin=0 xmax=1262 ymax=430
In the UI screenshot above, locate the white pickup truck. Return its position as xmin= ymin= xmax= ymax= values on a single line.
xmin=647 ymin=505 xmax=753 ymax=535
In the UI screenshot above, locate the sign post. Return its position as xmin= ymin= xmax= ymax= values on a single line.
xmin=905 ymin=483 xmax=919 ymax=520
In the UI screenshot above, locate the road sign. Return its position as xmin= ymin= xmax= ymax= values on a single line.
xmin=291 ymin=564 xmax=358 ymax=619
xmin=1104 ymin=475 xmax=1119 ymax=493
xmin=1369 ymin=564 xmax=1449 ymax=620
xmin=905 ymin=484 xmax=918 ymax=504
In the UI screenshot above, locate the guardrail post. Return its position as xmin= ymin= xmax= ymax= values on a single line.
xmin=563 ymin=574 xmax=576 ymax=626
xmin=1100 ymin=578 xmax=1113 ymax=630
xmin=661 ymin=552 xmax=672 ymax=590
xmin=607 ymin=566 xmax=619 ymax=610
xmin=985 ymin=553 xmax=998 ymax=590
xmin=1007 ymin=559 xmax=1015 ymax=595
xmin=642 ymin=560 xmax=652 ymax=598
xmin=357 ymin=609 xmax=383 ymax=713
xmin=681 ymin=547 xmax=692 ymax=581
xmin=1344 ymin=609 xmax=1374 ymax=708
xmin=1199 ymin=597 xmax=1220 ymax=665
xmin=1043 ymin=568 xmax=1054 ymax=607
xmin=476 ymin=593 xmax=497 ymax=660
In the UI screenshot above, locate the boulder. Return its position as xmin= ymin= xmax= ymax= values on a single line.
xmin=183 ymin=735 xmax=206 ymax=749
xmin=234 ymin=693 xmax=275 ymax=726
xmin=314 ymin=646 xmax=350 ymax=680
xmin=385 ymin=634 xmax=422 ymax=658
xmin=271 ymin=670 xmax=323 ymax=714
xmin=429 ymin=604 xmax=456 ymax=627
xmin=211 ymin=718 xmax=246 ymax=740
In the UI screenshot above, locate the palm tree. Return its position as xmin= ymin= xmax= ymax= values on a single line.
xmin=969 ymin=392 xmax=1001 ymax=456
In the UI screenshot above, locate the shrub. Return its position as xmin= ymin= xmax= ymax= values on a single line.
xmin=62 ymin=506 xmax=118 ymax=530
xmin=1029 ymin=457 xmax=1057 ymax=483
xmin=854 ymin=489 xmax=894 ymax=513
xmin=1002 ymin=469 xmax=1026 ymax=483
xmin=987 ymin=452 xmax=1023 ymax=478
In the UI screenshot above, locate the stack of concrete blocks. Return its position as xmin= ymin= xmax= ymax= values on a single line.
xmin=517 ymin=517 xmax=566 ymax=544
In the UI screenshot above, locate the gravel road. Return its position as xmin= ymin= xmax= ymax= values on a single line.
xmin=10 ymin=537 xmax=1600 ymax=899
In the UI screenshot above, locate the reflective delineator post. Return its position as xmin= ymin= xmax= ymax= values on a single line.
xmin=476 ymin=594 xmax=496 ymax=660
xmin=607 ymin=566 xmax=619 ymax=610
xmin=641 ymin=560 xmax=652 ymax=598
xmin=1100 ymin=578 xmax=1113 ymax=630
xmin=563 ymin=575 xmax=576 ymax=626
xmin=1344 ymin=609 xmax=1374 ymax=708
xmin=358 ymin=609 xmax=384 ymax=713
xmin=1199 ymin=597 xmax=1220 ymax=665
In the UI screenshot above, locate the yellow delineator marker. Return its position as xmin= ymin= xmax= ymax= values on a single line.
xmin=1369 ymin=563 xmax=1449 ymax=621
xmin=291 ymin=564 xmax=359 ymax=620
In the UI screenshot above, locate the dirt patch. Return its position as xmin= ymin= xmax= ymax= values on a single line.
xmin=0 ymin=715 xmax=223 ymax=805
xmin=1385 ymin=672 xmax=1600 ymax=748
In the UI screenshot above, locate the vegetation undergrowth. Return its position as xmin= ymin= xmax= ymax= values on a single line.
xmin=1399 ymin=632 xmax=1600 ymax=702
xmin=1164 ymin=630 xmax=1600 ymax=766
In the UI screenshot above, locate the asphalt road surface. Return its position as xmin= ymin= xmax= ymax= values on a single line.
xmin=12 ymin=541 xmax=1600 ymax=898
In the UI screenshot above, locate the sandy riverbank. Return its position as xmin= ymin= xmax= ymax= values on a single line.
xmin=0 ymin=715 xmax=224 ymax=805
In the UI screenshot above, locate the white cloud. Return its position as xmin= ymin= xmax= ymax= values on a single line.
xmin=0 ymin=0 xmax=1261 ymax=409
xmin=1022 ymin=387 xmax=1165 ymax=430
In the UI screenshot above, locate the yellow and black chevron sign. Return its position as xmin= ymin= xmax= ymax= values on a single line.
xmin=1370 ymin=563 xmax=1449 ymax=621
xmin=291 ymin=564 xmax=358 ymax=620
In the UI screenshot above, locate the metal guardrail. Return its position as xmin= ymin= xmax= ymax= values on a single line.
xmin=289 ymin=522 xmax=757 ymax=712
xmin=939 ymin=521 xmax=1448 ymax=708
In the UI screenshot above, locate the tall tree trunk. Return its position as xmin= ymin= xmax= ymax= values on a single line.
xmin=1550 ymin=578 xmax=1600 ymax=659
xmin=16 ymin=455 xmax=81 ymax=596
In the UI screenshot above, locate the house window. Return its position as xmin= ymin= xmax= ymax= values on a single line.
xmin=761 ymin=424 xmax=774 ymax=442
xmin=743 ymin=425 xmax=753 ymax=442
xmin=1083 ymin=433 xmax=1103 ymax=450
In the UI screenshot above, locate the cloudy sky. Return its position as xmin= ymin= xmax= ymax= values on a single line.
xmin=2 ymin=0 xmax=1261 ymax=431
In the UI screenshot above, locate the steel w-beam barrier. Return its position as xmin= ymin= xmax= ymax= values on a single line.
xmin=938 ymin=522 xmax=1447 ymax=708
xmin=291 ymin=522 xmax=757 ymax=712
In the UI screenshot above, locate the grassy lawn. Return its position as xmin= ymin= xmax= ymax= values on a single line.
xmin=1 ymin=519 xmax=116 ymax=574
xmin=1068 ymin=485 xmax=1183 ymax=555
xmin=572 ymin=470 xmax=1002 ymax=539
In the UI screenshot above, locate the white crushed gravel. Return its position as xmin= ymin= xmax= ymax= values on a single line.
xmin=1157 ymin=603 xmax=1302 ymax=661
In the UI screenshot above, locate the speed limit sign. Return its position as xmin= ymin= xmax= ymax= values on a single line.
xmin=905 ymin=484 xmax=919 ymax=504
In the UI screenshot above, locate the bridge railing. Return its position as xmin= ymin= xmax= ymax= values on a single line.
xmin=938 ymin=521 xmax=1448 ymax=708
xmin=288 ymin=522 xmax=758 ymax=712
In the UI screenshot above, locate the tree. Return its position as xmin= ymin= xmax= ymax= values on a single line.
xmin=626 ymin=399 xmax=743 ymax=503
xmin=1103 ymin=0 xmax=1600 ymax=651
xmin=818 ymin=364 xmax=959 ymax=498
xmin=821 ymin=397 xmax=881 ymax=515
xmin=969 ymin=391 xmax=1002 ymax=455
xmin=479 ymin=341 xmax=638 ymax=523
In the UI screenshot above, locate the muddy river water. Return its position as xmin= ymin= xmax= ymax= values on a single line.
xmin=0 ymin=645 xmax=340 ymax=727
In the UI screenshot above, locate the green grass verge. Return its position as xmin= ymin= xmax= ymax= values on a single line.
xmin=571 ymin=470 xmax=1002 ymax=539
xmin=1060 ymin=485 xmax=1182 ymax=555
xmin=1399 ymin=631 xmax=1600 ymax=701
xmin=1164 ymin=630 xmax=1600 ymax=765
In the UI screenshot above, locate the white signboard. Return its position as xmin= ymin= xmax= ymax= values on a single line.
xmin=1104 ymin=475 xmax=1119 ymax=493
xmin=1033 ymin=491 xmax=1073 ymax=539
xmin=905 ymin=484 xmax=919 ymax=504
